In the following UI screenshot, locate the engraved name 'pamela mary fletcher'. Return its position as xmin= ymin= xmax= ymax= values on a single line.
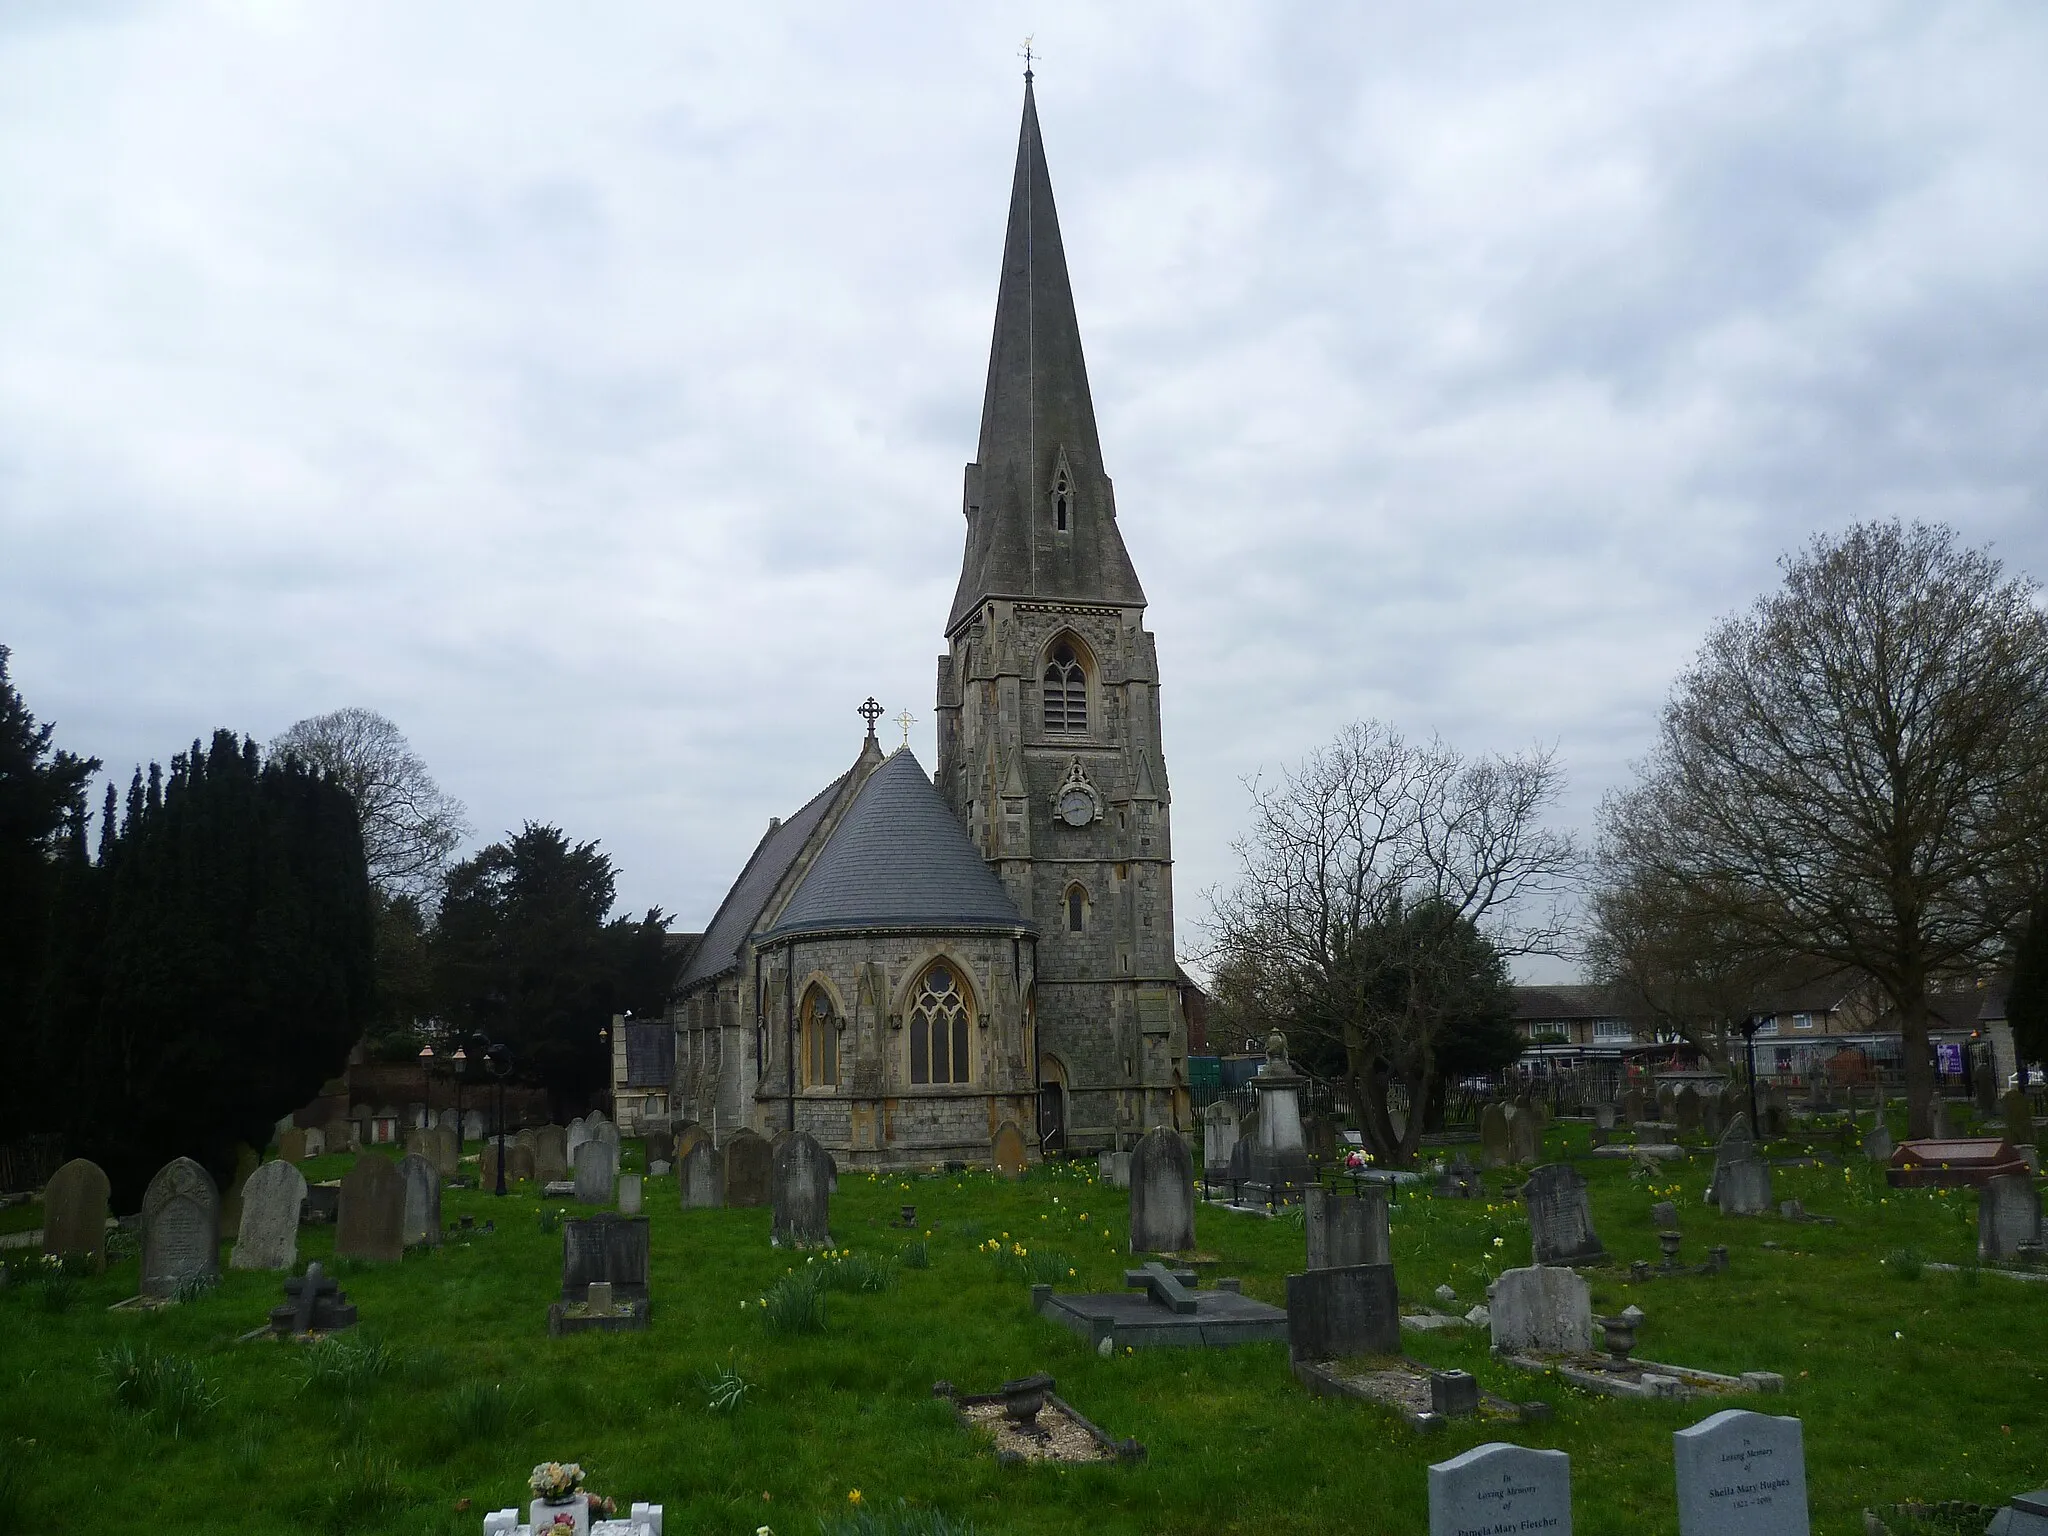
xmin=1451 ymin=1521 xmax=1565 ymax=1535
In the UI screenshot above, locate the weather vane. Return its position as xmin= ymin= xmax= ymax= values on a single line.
xmin=895 ymin=709 xmax=917 ymax=747
xmin=858 ymin=697 xmax=884 ymax=738
xmin=1019 ymin=35 xmax=1036 ymax=79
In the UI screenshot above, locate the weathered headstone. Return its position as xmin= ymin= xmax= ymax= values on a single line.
xmin=533 ymin=1125 xmax=569 ymax=1183
xmin=221 ymin=1143 xmax=261 ymax=1233
xmin=1593 ymin=1102 xmax=1617 ymax=1132
xmin=302 ymin=1126 xmax=326 ymax=1159
xmin=1716 ymin=1152 xmax=1773 ymax=1217
xmin=1675 ymin=1086 xmax=1702 ymax=1135
xmin=1430 ymin=1442 xmax=1572 ymax=1536
xmin=1098 ymin=1149 xmax=1132 ymax=1189
xmin=1624 ymin=1087 xmax=1648 ymax=1124
xmin=508 ymin=1143 xmax=536 ymax=1183
xmin=1673 ymin=1408 xmax=1809 ymax=1536
xmin=1701 ymin=1096 xmax=1724 ymax=1140
xmin=1651 ymin=1199 xmax=1678 ymax=1230
xmin=1480 ymin=1103 xmax=1512 ymax=1169
xmin=462 ymin=1109 xmax=485 ymax=1142
xmin=645 ymin=1128 xmax=675 ymax=1166
xmin=561 ymin=1213 xmax=650 ymax=1302
xmin=1305 ymin=1186 xmax=1390 ymax=1269
xmin=1285 ymin=1262 xmax=1399 ymax=1359
xmin=41 ymin=1158 xmax=111 ymax=1272
xmin=231 ymin=1160 xmax=308 ymax=1271
xmin=991 ymin=1119 xmax=1028 ymax=1176
xmin=270 ymin=1259 xmax=358 ymax=1336
xmin=1524 ymin=1164 xmax=1606 ymax=1265
xmin=425 ymin=1126 xmax=458 ymax=1177
xmin=2006 ymin=1089 xmax=2036 ymax=1149
xmin=1489 ymin=1264 xmax=1592 ymax=1355
xmin=771 ymin=1130 xmax=832 ymax=1247
xmin=1978 ymin=1174 xmax=2044 ymax=1264
xmin=617 ymin=1173 xmax=643 ymax=1217
xmin=141 ymin=1156 xmax=222 ymax=1298
xmin=573 ymin=1139 xmax=618 ymax=1205
xmin=1434 ymin=1152 xmax=1483 ymax=1199
xmin=1128 ymin=1126 xmax=1196 ymax=1254
xmin=400 ymin=1153 xmax=441 ymax=1247
xmin=279 ymin=1128 xmax=309 ymax=1164
xmin=437 ymin=1107 xmax=458 ymax=1134
xmin=679 ymin=1139 xmax=723 ymax=1208
xmin=334 ymin=1154 xmax=405 ymax=1263
xmin=1202 ymin=1100 xmax=1242 ymax=1179
xmin=322 ymin=1117 xmax=353 ymax=1155
xmin=1506 ymin=1104 xmax=1541 ymax=1164
xmin=723 ymin=1130 xmax=772 ymax=1207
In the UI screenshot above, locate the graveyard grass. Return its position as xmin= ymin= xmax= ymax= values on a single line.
xmin=2 ymin=1127 xmax=2044 ymax=1535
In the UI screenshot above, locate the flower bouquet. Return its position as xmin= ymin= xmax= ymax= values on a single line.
xmin=529 ymin=1463 xmax=590 ymax=1536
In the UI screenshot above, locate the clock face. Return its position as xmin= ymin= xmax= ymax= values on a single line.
xmin=1058 ymin=788 xmax=1094 ymax=827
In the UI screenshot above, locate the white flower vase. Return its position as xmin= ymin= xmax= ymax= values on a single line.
xmin=530 ymin=1493 xmax=589 ymax=1536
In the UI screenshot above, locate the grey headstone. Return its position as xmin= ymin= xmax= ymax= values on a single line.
xmin=1624 ymin=1087 xmax=1648 ymax=1124
xmin=437 ymin=1108 xmax=458 ymax=1133
xmin=231 ymin=1160 xmax=308 ymax=1271
xmin=1979 ymin=1174 xmax=2044 ymax=1264
xmin=1930 ymin=1099 xmax=1953 ymax=1139
xmin=573 ymin=1139 xmax=618 ymax=1205
xmin=648 ymin=1160 xmax=671 ymax=1176
xmin=1480 ymin=1103 xmax=1511 ymax=1169
xmin=427 ymin=1126 xmax=459 ymax=1177
xmin=560 ymin=1213 xmax=650 ymax=1301
xmin=645 ymin=1128 xmax=675 ymax=1165
xmin=1673 ymin=1408 xmax=1808 ymax=1536
xmin=278 ymin=1128 xmax=309 ymax=1164
xmin=1702 ymin=1097 xmax=1724 ymax=1140
xmin=1651 ymin=1200 xmax=1678 ymax=1230
xmin=1285 ymin=1262 xmax=1399 ymax=1359
xmin=323 ymin=1117 xmax=354 ymax=1154
xmin=2005 ymin=1089 xmax=2035 ymax=1148
xmin=1489 ymin=1264 xmax=1592 ymax=1354
xmin=508 ymin=1143 xmax=536 ymax=1183
xmin=1430 ymin=1442 xmax=1572 ymax=1536
xmin=1675 ymin=1087 xmax=1702 ymax=1133
xmin=1506 ymin=1105 xmax=1542 ymax=1164
xmin=1524 ymin=1164 xmax=1605 ymax=1265
xmin=723 ymin=1130 xmax=772 ymax=1207
xmin=1593 ymin=1102 xmax=1617 ymax=1131
xmin=1305 ymin=1186 xmax=1390 ymax=1269
xmin=41 ymin=1158 xmax=111 ymax=1273
xmin=533 ymin=1126 xmax=569 ymax=1183
xmin=567 ymin=1118 xmax=591 ymax=1160
xmin=1716 ymin=1156 xmax=1773 ymax=1217
xmin=141 ymin=1156 xmax=222 ymax=1298
xmin=399 ymin=1153 xmax=441 ymax=1247
xmin=771 ymin=1130 xmax=832 ymax=1247
xmin=679 ymin=1139 xmax=723 ymax=1208
xmin=462 ymin=1110 xmax=485 ymax=1142
xmin=1098 ymin=1149 xmax=1131 ymax=1189
xmin=1202 ymin=1100 xmax=1242 ymax=1176
xmin=1985 ymin=1492 xmax=2048 ymax=1536
xmin=1863 ymin=1123 xmax=1895 ymax=1163
xmin=334 ymin=1154 xmax=405 ymax=1263
xmin=617 ymin=1173 xmax=643 ymax=1217
xmin=594 ymin=1121 xmax=620 ymax=1150
xmin=1128 ymin=1126 xmax=1196 ymax=1254
xmin=302 ymin=1126 xmax=327 ymax=1158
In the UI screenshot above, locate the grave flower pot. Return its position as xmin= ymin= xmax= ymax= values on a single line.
xmin=530 ymin=1492 xmax=589 ymax=1535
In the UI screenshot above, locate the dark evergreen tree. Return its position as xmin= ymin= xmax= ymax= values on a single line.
xmin=2010 ymin=898 xmax=2048 ymax=1092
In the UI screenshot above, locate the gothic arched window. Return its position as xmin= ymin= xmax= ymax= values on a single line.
xmin=1065 ymin=883 xmax=1088 ymax=933
xmin=1054 ymin=468 xmax=1071 ymax=531
xmin=1043 ymin=640 xmax=1088 ymax=733
xmin=801 ymin=985 xmax=838 ymax=1088
xmin=909 ymin=960 xmax=973 ymax=1086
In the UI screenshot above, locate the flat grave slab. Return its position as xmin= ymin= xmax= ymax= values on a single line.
xmin=1033 ymin=1265 xmax=1286 ymax=1350
xmin=1886 ymin=1137 xmax=2029 ymax=1188
xmin=1292 ymin=1357 xmax=1548 ymax=1432
xmin=933 ymin=1377 xmax=1145 ymax=1465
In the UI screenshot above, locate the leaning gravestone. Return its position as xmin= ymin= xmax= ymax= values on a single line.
xmin=399 ymin=1153 xmax=441 ymax=1247
xmin=1489 ymin=1264 xmax=1592 ymax=1355
xmin=1286 ymin=1262 xmax=1399 ymax=1360
xmin=574 ymin=1140 xmax=618 ymax=1205
xmin=771 ymin=1130 xmax=833 ymax=1247
xmin=141 ymin=1157 xmax=222 ymax=1299
xmin=42 ymin=1158 xmax=112 ymax=1273
xmin=991 ymin=1120 xmax=1028 ymax=1176
xmin=1978 ymin=1174 xmax=2044 ymax=1264
xmin=1203 ymin=1100 xmax=1242 ymax=1179
xmin=334 ymin=1154 xmax=405 ymax=1263
xmin=1524 ymin=1164 xmax=1606 ymax=1265
xmin=1506 ymin=1105 xmax=1542 ymax=1164
xmin=1673 ymin=1408 xmax=1809 ymax=1536
xmin=1305 ymin=1186 xmax=1390 ymax=1268
xmin=1128 ymin=1127 xmax=1196 ymax=1255
xmin=1479 ymin=1103 xmax=1512 ymax=1169
xmin=724 ymin=1131 xmax=772 ymax=1207
xmin=1430 ymin=1442 xmax=1572 ymax=1536
xmin=231 ymin=1160 xmax=308 ymax=1271
xmin=679 ymin=1139 xmax=723 ymax=1209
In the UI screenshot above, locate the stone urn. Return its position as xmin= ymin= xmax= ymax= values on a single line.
xmin=1598 ymin=1305 xmax=1646 ymax=1364
xmin=999 ymin=1374 xmax=1055 ymax=1433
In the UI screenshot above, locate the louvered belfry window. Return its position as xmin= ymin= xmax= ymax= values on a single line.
xmin=909 ymin=962 xmax=973 ymax=1085
xmin=1043 ymin=642 xmax=1087 ymax=733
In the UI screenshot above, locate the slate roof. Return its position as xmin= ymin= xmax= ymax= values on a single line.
xmin=676 ymin=773 xmax=849 ymax=991
xmin=760 ymin=747 xmax=1033 ymax=940
xmin=1513 ymin=985 xmax=1635 ymax=1022
xmin=947 ymin=76 xmax=1146 ymax=635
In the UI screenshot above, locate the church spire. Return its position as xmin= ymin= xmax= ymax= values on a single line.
xmin=947 ymin=75 xmax=1146 ymax=637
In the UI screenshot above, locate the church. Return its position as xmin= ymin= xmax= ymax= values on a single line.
xmin=666 ymin=75 xmax=1190 ymax=1170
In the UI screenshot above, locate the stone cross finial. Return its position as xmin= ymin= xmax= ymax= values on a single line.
xmin=1019 ymin=36 xmax=1036 ymax=78
xmin=895 ymin=709 xmax=917 ymax=747
xmin=858 ymin=697 xmax=884 ymax=737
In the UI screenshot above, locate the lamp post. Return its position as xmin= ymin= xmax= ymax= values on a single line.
xmin=483 ymin=1041 xmax=512 ymax=1196
xmin=1741 ymin=1015 xmax=1765 ymax=1133
xmin=452 ymin=1045 xmax=469 ymax=1147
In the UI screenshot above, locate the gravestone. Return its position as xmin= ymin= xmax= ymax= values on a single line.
xmin=334 ymin=1154 xmax=405 ymax=1263
xmin=141 ymin=1156 xmax=222 ymax=1299
xmin=1675 ymin=1087 xmax=1702 ymax=1135
xmin=231 ymin=1160 xmax=308 ymax=1271
xmin=1202 ymin=1100 xmax=1242 ymax=1179
xmin=1624 ymin=1087 xmax=1648 ymax=1124
xmin=1128 ymin=1127 xmax=1196 ymax=1254
xmin=560 ymin=1213 xmax=650 ymax=1302
xmin=1673 ymin=1408 xmax=1808 ymax=1536
xmin=221 ymin=1144 xmax=261 ymax=1232
xmin=437 ymin=1108 xmax=458 ymax=1134
xmin=400 ymin=1153 xmax=441 ymax=1247
xmin=673 ymin=1122 xmax=707 ymax=1164
xmin=1701 ymin=1096 xmax=1724 ymax=1140
xmin=1506 ymin=1105 xmax=1541 ymax=1164
xmin=1931 ymin=1099 xmax=1954 ymax=1139
xmin=724 ymin=1130 xmax=772 ymax=1207
xmin=771 ymin=1130 xmax=833 ymax=1247
xmin=2006 ymin=1090 xmax=2035 ymax=1149
xmin=1098 ymin=1149 xmax=1131 ymax=1189
xmin=267 ymin=1260 xmax=358 ymax=1336
xmin=645 ymin=1128 xmax=675 ymax=1166
xmin=1246 ymin=1032 xmax=1313 ymax=1195
xmin=533 ymin=1126 xmax=569 ymax=1183
xmin=427 ymin=1126 xmax=459 ymax=1177
xmin=1285 ymin=1262 xmax=1399 ymax=1359
xmin=1434 ymin=1152 xmax=1483 ymax=1199
xmin=1978 ymin=1174 xmax=2044 ymax=1264
xmin=574 ymin=1139 xmax=618 ymax=1205
xmin=322 ymin=1117 xmax=353 ymax=1154
xmin=1984 ymin=1491 xmax=2048 ymax=1536
xmin=1716 ymin=1151 xmax=1773 ymax=1217
xmin=404 ymin=1126 xmax=435 ymax=1164
xmin=279 ymin=1128 xmax=309 ymax=1164
xmin=463 ymin=1110 xmax=485 ymax=1142
xmin=618 ymin=1174 xmax=643 ymax=1217
xmin=1593 ymin=1102 xmax=1616 ymax=1132
xmin=1305 ymin=1186 xmax=1390 ymax=1268
xmin=41 ymin=1158 xmax=111 ymax=1272
xmin=479 ymin=1141 xmax=505 ymax=1188
xmin=1524 ymin=1164 xmax=1606 ymax=1265
xmin=302 ymin=1126 xmax=326 ymax=1159
xmin=991 ymin=1119 xmax=1028 ymax=1176
xmin=1489 ymin=1264 xmax=1592 ymax=1355
xmin=593 ymin=1120 xmax=621 ymax=1152
xmin=679 ymin=1139 xmax=723 ymax=1208
xmin=508 ymin=1144 xmax=536 ymax=1183
xmin=1480 ymin=1103 xmax=1512 ymax=1169
xmin=1651 ymin=1199 xmax=1678 ymax=1230
xmin=1430 ymin=1442 xmax=1572 ymax=1536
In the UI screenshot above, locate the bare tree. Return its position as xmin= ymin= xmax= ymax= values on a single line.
xmin=1599 ymin=522 xmax=2048 ymax=1137
xmin=270 ymin=707 xmax=469 ymax=902
xmin=1204 ymin=722 xmax=1582 ymax=1166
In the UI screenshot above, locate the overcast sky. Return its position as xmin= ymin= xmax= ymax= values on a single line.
xmin=5 ymin=3 xmax=2045 ymax=982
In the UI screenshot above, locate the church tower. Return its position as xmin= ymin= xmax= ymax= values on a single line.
xmin=936 ymin=73 xmax=1187 ymax=1153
